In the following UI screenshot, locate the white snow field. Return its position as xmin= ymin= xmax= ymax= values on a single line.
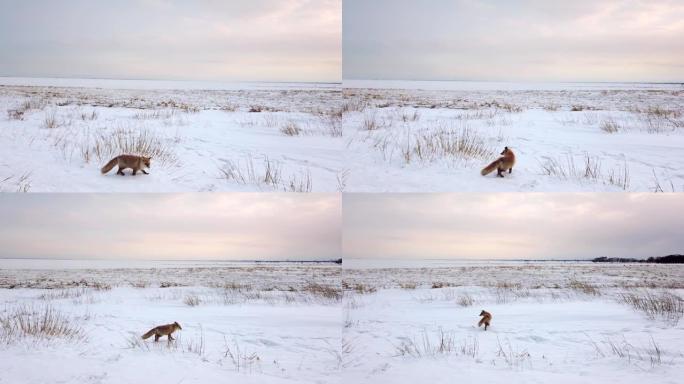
xmin=343 ymin=80 xmax=684 ymax=192
xmin=342 ymin=261 xmax=684 ymax=384
xmin=0 ymin=260 xmax=341 ymax=384
xmin=0 ymin=77 xmax=343 ymax=192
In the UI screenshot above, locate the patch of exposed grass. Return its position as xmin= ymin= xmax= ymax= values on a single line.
xmin=618 ymin=291 xmax=683 ymax=325
xmin=0 ymin=305 xmax=86 ymax=345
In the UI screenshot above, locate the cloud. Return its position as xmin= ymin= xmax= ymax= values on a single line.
xmin=343 ymin=0 xmax=684 ymax=82
xmin=343 ymin=193 xmax=684 ymax=260
xmin=0 ymin=0 xmax=341 ymax=82
xmin=0 ymin=194 xmax=341 ymax=260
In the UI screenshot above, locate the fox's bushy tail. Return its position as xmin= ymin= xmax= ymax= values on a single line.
xmin=480 ymin=159 xmax=499 ymax=176
xmin=141 ymin=329 xmax=155 ymax=339
xmin=101 ymin=157 xmax=118 ymax=174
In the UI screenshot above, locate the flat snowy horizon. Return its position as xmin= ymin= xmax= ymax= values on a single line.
xmin=343 ymin=80 xmax=684 ymax=192
xmin=342 ymin=261 xmax=684 ymax=384
xmin=0 ymin=77 xmax=344 ymax=192
xmin=0 ymin=261 xmax=341 ymax=384
xmin=2 ymin=77 xmax=682 ymax=192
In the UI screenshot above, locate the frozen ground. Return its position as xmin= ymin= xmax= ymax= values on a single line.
xmin=0 ymin=261 xmax=341 ymax=384
xmin=343 ymin=80 xmax=684 ymax=192
xmin=342 ymin=261 xmax=684 ymax=384
xmin=0 ymin=77 xmax=343 ymax=192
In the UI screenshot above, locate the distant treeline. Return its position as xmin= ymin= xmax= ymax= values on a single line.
xmin=592 ymin=254 xmax=684 ymax=264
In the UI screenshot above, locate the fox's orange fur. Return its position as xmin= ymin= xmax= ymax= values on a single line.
xmin=481 ymin=147 xmax=515 ymax=177
xmin=478 ymin=310 xmax=492 ymax=330
xmin=101 ymin=155 xmax=151 ymax=176
xmin=142 ymin=322 xmax=182 ymax=342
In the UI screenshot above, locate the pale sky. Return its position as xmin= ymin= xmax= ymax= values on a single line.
xmin=343 ymin=0 xmax=684 ymax=82
xmin=343 ymin=194 xmax=684 ymax=260
xmin=0 ymin=0 xmax=341 ymax=82
xmin=0 ymin=194 xmax=340 ymax=260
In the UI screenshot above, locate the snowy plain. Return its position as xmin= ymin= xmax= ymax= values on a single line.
xmin=342 ymin=260 xmax=684 ymax=384
xmin=343 ymin=80 xmax=684 ymax=192
xmin=0 ymin=77 xmax=343 ymax=192
xmin=0 ymin=260 xmax=341 ymax=384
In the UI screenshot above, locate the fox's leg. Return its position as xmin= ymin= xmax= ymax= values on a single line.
xmin=154 ymin=334 xmax=160 ymax=342
xmin=509 ymin=167 xmax=512 ymax=174
xmin=117 ymin=166 xmax=125 ymax=176
xmin=132 ymin=169 xmax=138 ymax=176
xmin=168 ymin=334 xmax=175 ymax=341
xmin=497 ymin=168 xmax=504 ymax=177
xmin=485 ymin=323 xmax=488 ymax=331
xmin=142 ymin=170 xmax=149 ymax=175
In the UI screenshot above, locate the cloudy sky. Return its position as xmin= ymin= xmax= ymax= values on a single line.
xmin=343 ymin=194 xmax=684 ymax=260
xmin=0 ymin=194 xmax=340 ymax=260
xmin=0 ymin=0 xmax=340 ymax=82
xmin=344 ymin=0 xmax=684 ymax=82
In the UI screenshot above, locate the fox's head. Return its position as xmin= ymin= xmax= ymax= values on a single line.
xmin=500 ymin=147 xmax=510 ymax=155
xmin=174 ymin=321 xmax=182 ymax=330
xmin=143 ymin=157 xmax=151 ymax=168
xmin=479 ymin=310 xmax=487 ymax=316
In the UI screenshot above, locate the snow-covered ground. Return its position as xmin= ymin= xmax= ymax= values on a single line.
xmin=0 ymin=261 xmax=341 ymax=384
xmin=0 ymin=78 xmax=343 ymax=192
xmin=343 ymin=81 xmax=684 ymax=192
xmin=342 ymin=261 xmax=684 ymax=384
xmin=3 ymin=78 xmax=682 ymax=192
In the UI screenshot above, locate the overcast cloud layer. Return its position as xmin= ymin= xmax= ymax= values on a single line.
xmin=0 ymin=0 xmax=341 ymax=82
xmin=0 ymin=194 xmax=340 ymax=260
xmin=343 ymin=194 xmax=684 ymax=260
xmin=344 ymin=0 xmax=684 ymax=82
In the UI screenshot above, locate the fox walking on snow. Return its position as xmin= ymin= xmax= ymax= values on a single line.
xmin=478 ymin=310 xmax=492 ymax=330
xmin=101 ymin=155 xmax=151 ymax=176
xmin=142 ymin=322 xmax=182 ymax=342
xmin=481 ymin=147 xmax=515 ymax=177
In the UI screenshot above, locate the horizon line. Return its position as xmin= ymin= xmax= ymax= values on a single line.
xmin=0 ymin=75 xmax=343 ymax=85
xmin=343 ymin=78 xmax=684 ymax=85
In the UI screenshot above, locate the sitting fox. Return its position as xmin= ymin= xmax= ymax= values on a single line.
xmin=142 ymin=322 xmax=182 ymax=342
xmin=101 ymin=155 xmax=151 ymax=176
xmin=478 ymin=310 xmax=492 ymax=331
xmin=481 ymin=147 xmax=515 ymax=177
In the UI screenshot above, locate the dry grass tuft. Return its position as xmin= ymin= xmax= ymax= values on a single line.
xmin=280 ymin=121 xmax=302 ymax=136
xmin=539 ymin=153 xmax=630 ymax=190
xmin=600 ymin=118 xmax=620 ymax=133
xmin=398 ymin=126 xmax=494 ymax=164
xmin=568 ymin=279 xmax=601 ymax=296
xmin=302 ymin=283 xmax=342 ymax=301
xmin=0 ymin=305 xmax=86 ymax=344
xmin=618 ymin=291 xmax=683 ymax=325
xmin=223 ymin=337 xmax=261 ymax=373
xmin=183 ymin=294 xmax=201 ymax=307
xmin=218 ymin=156 xmax=312 ymax=192
xmin=457 ymin=293 xmax=475 ymax=307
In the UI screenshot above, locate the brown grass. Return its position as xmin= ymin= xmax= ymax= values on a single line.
xmin=0 ymin=305 xmax=86 ymax=344
xmin=618 ymin=291 xmax=683 ymax=325
xmin=280 ymin=121 xmax=302 ymax=136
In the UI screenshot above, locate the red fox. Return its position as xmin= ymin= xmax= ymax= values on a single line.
xmin=142 ymin=322 xmax=182 ymax=341
xmin=101 ymin=155 xmax=151 ymax=176
xmin=481 ymin=147 xmax=515 ymax=177
xmin=478 ymin=310 xmax=492 ymax=330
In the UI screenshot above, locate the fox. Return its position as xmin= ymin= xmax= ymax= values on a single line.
xmin=478 ymin=310 xmax=492 ymax=331
xmin=481 ymin=147 xmax=515 ymax=177
xmin=141 ymin=322 xmax=182 ymax=342
xmin=101 ymin=155 xmax=151 ymax=176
